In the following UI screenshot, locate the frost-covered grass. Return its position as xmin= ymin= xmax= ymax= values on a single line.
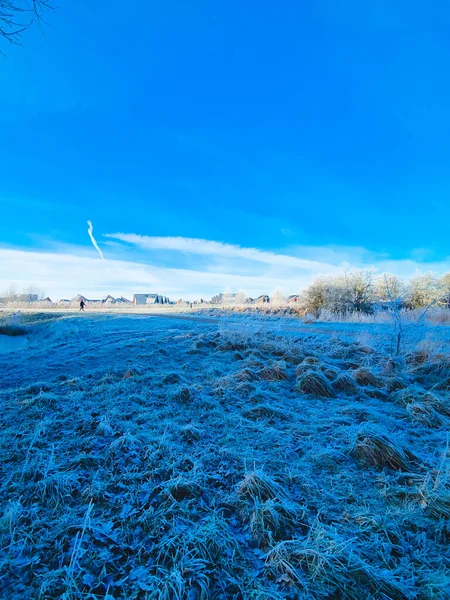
xmin=0 ymin=312 xmax=449 ymax=599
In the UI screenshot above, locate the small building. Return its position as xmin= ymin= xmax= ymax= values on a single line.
xmin=287 ymin=294 xmax=300 ymax=304
xmin=133 ymin=294 xmax=169 ymax=305
xmin=211 ymin=293 xmax=237 ymax=304
xmin=71 ymin=294 xmax=102 ymax=305
xmin=253 ymin=295 xmax=270 ymax=304
xmin=42 ymin=297 xmax=53 ymax=303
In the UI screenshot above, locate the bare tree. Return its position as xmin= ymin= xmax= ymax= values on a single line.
xmin=2 ymin=282 xmax=17 ymax=300
xmin=299 ymin=277 xmax=328 ymax=317
xmin=235 ymin=290 xmax=246 ymax=305
xmin=382 ymin=274 xmax=436 ymax=356
xmin=0 ymin=0 xmax=51 ymax=52
xmin=270 ymin=288 xmax=286 ymax=306
xmin=405 ymin=273 xmax=443 ymax=309
xmin=374 ymin=273 xmax=404 ymax=304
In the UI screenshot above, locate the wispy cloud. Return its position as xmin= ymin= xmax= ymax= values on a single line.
xmin=0 ymin=248 xmax=316 ymax=300
xmin=87 ymin=220 xmax=106 ymax=261
xmin=104 ymin=233 xmax=340 ymax=273
xmin=1 ymin=237 xmax=450 ymax=301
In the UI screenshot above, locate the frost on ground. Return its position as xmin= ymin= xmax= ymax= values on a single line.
xmin=0 ymin=312 xmax=449 ymax=599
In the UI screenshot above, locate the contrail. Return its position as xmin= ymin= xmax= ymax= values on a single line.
xmin=87 ymin=220 xmax=106 ymax=261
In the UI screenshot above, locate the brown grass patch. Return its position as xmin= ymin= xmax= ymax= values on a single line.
xmin=259 ymin=361 xmax=289 ymax=381
xmin=296 ymin=370 xmax=334 ymax=397
xmin=332 ymin=373 xmax=359 ymax=395
xmin=353 ymin=368 xmax=385 ymax=388
xmin=351 ymin=431 xmax=413 ymax=471
xmin=406 ymin=403 xmax=445 ymax=428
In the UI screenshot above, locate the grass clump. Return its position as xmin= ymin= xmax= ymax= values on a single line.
xmin=237 ymin=470 xmax=291 ymax=502
xmin=406 ymin=402 xmax=445 ymax=428
xmin=332 ymin=372 xmax=359 ymax=395
xmin=351 ymin=430 xmax=414 ymax=471
xmin=296 ymin=369 xmax=334 ymax=398
xmin=0 ymin=325 xmax=27 ymax=336
xmin=259 ymin=361 xmax=289 ymax=381
xmin=353 ymin=368 xmax=385 ymax=388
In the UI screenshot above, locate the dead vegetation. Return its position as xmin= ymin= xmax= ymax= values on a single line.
xmin=0 ymin=313 xmax=449 ymax=599
xmin=351 ymin=431 xmax=415 ymax=471
xmin=296 ymin=369 xmax=334 ymax=397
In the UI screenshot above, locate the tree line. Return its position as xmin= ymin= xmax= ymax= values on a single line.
xmin=299 ymin=271 xmax=450 ymax=317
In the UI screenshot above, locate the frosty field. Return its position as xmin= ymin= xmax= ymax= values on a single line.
xmin=0 ymin=312 xmax=449 ymax=599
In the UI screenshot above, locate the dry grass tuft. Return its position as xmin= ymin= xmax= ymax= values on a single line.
xmin=236 ymin=367 xmax=260 ymax=382
xmin=433 ymin=377 xmax=450 ymax=391
xmin=322 ymin=367 xmax=341 ymax=381
xmin=243 ymin=405 xmax=290 ymax=422
xmin=406 ymin=349 xmax=429 ymax=365
xmin=296 ymin=370 xmax=334 ymax=398
xmin=386 ymin=376 xmax=407 ymax=392
xmin=421 ymin=392 xmax=450 ymax=417
xmin=237 ymin=470 xmax=291 ymax=501
xmin=265 ymin=534 xmax=410 ymax=599
xmin=169 ymin=386 xmax=195 ymax=404
xmin=303 ymin=356 xmax=320 ymax=365
xmin=332 ymin=372 xmax=359 ymax=395
xmin=392 ymin=386 xmax=423 ymax=407
xmin=353 ymin=368 xmax=385 ymax=388
xmin=259 ymin=361 xmax=289 ymax=381
xmin=351 ymin=431 xmax=413 ymax=471
xmin=249 ymin=499 xmax=301 ymax=546
xmin=406 ymin=403 xmax=445 ymax=428
xmin=180 ymin=424 xmax=202 ymax=443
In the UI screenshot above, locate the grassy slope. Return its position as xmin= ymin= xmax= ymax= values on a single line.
xmin=0 ymin=314 xmax=449 ymax=599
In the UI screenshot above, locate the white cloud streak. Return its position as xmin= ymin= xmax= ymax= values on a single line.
xmin=0 ymin=248 xmax=314 ymax=300
xmin=104 ymin=233 xmax=341 ymax=273
xmin=87 ymin=220 xmax=106 ymax=261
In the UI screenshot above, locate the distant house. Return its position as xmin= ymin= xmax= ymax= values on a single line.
xmin=288 ymin=294 xmax=300 ymax=304
xmin=133 ymin=294 xmax=169 ymax=305
xmin=58 ymin=299 xmax=70 ymax=304
xmin=253 ymin=295 xmax=270 ymax=304
xmin=101 ymin=295 xmax=133 ymax=305
xmin=211 ymin=293 xmax=237 ymax=304
xmin=42 ymin=297 xmax=53 ymax=303
xmin=71 ymin=294 xmax=102 ymax=305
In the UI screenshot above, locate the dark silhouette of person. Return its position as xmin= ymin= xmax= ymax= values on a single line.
xmin=80 ymin=300 xmax=85 ymax=312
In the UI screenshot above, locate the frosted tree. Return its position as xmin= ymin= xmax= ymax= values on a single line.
xmin=235 ymin=290 xmax=246 ymax=305
xmin=439 ymin=273 xmax=450 ymax=308
xmin=374 ymin=274 xmax=404 ymax=304
xmin=222 ymin=290 xmax=234 ymax=306
xmin=406 ymin=274 xmax=443 ymax=309
xmin=2 ymin=283 xmax=17 ymax=300
xmin=270 ymin=288 xmax=286 ymax=305
xmin=299 ymin=277 xmax=328 ymax=317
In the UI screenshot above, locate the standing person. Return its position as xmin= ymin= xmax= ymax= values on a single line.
xmin=80 ymin=300 xmax=85 ymax=312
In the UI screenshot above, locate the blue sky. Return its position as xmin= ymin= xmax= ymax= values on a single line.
xmin=1 ymin=1 xmax=450 ymax=299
